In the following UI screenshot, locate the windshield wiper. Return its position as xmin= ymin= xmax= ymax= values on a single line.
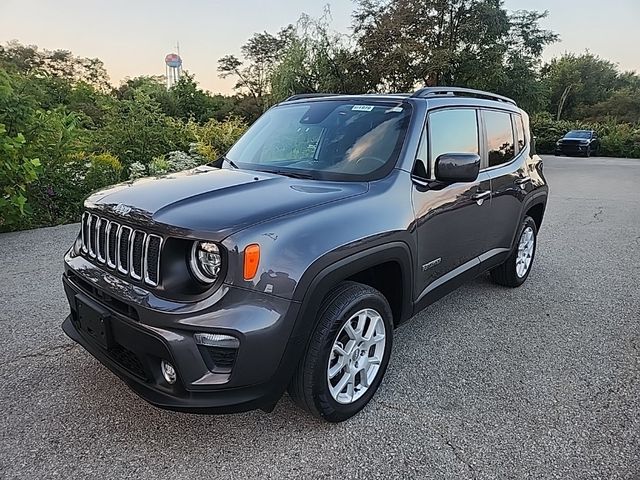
xmin=223 ymin=156 xmax=240 ymax=169
xmin=263 ymin=169 xmax=315 ymax=179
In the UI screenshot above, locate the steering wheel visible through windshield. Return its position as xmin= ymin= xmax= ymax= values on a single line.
xmin=225 ymin=100 xmax=412 ymax=181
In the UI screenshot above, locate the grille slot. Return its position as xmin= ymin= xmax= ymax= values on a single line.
xmin=118 ymin=226 xmax=132 ymax=274
xmin=88 ymin=215 xmax=99 ymax=258
xmin=81 ymin=212 xmax=163 ymax=287
xmin=144 ymin=235 xmax=162 ymax=286
xmin=130 ymin=230 xmax=146 ymax=280
xmin=81 ymin=213 xmax=89 ymax=253
xmin=106 ymin=222 xmax=119 ymax=268
xmin=97 ymin=219 xmax=107 ymax=262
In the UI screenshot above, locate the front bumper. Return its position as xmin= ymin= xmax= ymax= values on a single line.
xmin=555 ymin=144 xmax=589 ymax=155
xmin=62 ymin=254 xmax=303 ymax=414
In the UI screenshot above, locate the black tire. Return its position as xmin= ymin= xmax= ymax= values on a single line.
xmin=585 ymin=146 xmax=591 ymax=157
xmin=288 ymin=281 xmax=393 ymax=422
xmin=490 ymin=216 xmax=537 ymax=288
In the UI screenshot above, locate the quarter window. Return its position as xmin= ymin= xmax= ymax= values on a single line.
xmin=514 ymin=114 xmax=525 ymax=153
xmin=428 ymin=108 xmax=479 ymax=177
xmin=484 ymin=110 xmax=515 ymax=167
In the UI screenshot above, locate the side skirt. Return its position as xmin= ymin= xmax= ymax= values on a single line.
xmin=413 ymin=248 xmax=510 ymax=315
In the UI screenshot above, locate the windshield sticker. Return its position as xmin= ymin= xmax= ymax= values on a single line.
xmin=386 ymin=106 xmax=404 ymax=113
xmin=352 ymin=105 xmax=375 ymax=112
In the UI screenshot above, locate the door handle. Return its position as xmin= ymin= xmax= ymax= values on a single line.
xmin=515 ymin=176 xmax=531 ymax=185
xmin=472 ymin=190 xmax=491 ymax=204
xmin=472 ymin=190 xmax=491 ymax=200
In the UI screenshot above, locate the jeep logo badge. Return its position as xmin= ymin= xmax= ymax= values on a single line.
xmin=113 ymin=204 xmax=131 ymax=216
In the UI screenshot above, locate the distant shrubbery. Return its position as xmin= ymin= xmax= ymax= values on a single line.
xmin=531 ymin=113 xmax=640 ymax=158
xmin=0 ymin=43 xmax=249 ymax=232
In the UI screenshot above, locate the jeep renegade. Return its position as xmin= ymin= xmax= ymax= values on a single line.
xmin=62 ymin=87 xmax=548 ymax=422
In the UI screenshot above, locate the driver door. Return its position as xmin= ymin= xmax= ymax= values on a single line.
xmin=411 ymin=107 xmax=492 ymax=308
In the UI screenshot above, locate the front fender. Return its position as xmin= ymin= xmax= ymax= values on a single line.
xmin=220 ymin=170 xmax=417 ymax=301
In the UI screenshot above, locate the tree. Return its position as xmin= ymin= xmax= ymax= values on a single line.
xmin=541 ymin=52 xmax=620 ymax=120
xmin=170 ymin=72 xmax=217 ymax=122
xmin=0 ymin=40 xmax=110 ymax=90
xmin=270 ymin=12 xmax=371 ymax=101
xmin=585 ymin=87 xmax=640 ymax=123
xmin=353 ymin=0 xmax=557 ymax=97
xmin=218 ymin=26 xmax=295 ymax=109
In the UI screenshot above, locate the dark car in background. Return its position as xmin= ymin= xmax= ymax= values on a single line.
xmin=555 ymin=129 xmax=600 ymax=157
xmin=61 ymin=87 xmax=548 ymax=422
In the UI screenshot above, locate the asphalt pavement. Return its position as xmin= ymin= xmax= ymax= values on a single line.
xmin=0 ymin=155 xmax=638 ymax=479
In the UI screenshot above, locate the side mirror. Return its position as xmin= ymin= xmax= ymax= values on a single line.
xmin=434 ymin=153 xmax=480 ymax=183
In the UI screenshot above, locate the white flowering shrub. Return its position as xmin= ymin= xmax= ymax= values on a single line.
xmin=128 ymin=161 xmax=146 ymax=180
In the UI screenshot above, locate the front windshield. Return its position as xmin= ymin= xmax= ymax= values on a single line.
xmin=565 ymin=130 xmax=591 ymax=139
xmin=226 ymin=100 xmax=412 ymax=180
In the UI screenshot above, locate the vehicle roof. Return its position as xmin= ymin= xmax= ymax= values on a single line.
xmin=280 ymin=92 xmax=521 ymax=113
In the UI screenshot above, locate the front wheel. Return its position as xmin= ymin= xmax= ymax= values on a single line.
xmin=288 ymin=282 xmax=393 ymax=422
xmin=490 ymin=216 xmax=537 ymax=287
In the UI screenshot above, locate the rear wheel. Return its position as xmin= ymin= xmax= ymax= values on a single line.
xmin=288 ymin=282 xmax=393 ymax=422
xmin=490 ymin=216 xmax=537 ymax=287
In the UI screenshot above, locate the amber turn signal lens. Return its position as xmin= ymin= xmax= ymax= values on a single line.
xmin=243 ymin=244 xmax=260 ymax=280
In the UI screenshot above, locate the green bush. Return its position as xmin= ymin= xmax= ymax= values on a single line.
xmin=0 ymin=125 xmax=41 ymax=231
xmin=531 ymin=113 xmax=640 ymax=158
xmin=191 ymin=116 xmax=248 ymax=161
xmin=84 ymin=152 xmax=122 ymax=191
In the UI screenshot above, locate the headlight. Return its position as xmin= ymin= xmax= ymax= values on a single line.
xmin=190 ymin=241 xmax=222 ymax=284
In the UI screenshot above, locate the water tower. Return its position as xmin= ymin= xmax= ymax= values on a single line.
xmin=165 ymin=53 xmax=182 ymax=89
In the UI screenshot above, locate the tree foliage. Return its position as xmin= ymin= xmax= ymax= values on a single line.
xmin=353 ymin=0 xmax=558 ymax=93
xmin=270 ymin=10 xmax=370 ymax=101
xmin=218 ymin=26 xmax=295 ymax=109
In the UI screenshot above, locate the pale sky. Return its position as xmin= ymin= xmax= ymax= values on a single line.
xmin=1 ymin=0 xmax=638 ymax=94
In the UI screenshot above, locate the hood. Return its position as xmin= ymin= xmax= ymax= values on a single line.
xmin=85 ymin=166 xmax=367 ymax=239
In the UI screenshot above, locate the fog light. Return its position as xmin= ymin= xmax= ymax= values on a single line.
xmin=194 ymin=333 xmax=240 ymax=349
xmin=161 ymin=360 xmax=177 ymax=384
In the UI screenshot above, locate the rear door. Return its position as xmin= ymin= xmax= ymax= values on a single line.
xmin=411 ymin=107 xmax=492 ymax=304
xmin=480 ymin=109 xmax=530 ymax=262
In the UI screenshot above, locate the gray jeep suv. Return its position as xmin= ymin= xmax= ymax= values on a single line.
xmin=62 ymin=87 xmax=548 ymax=422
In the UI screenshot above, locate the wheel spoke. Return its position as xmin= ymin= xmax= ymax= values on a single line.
xmin=344 ymin=322 xmax=358 ymax=341
xmin=362 ymin=313 xmax=378 ymax=341
xmin=328 ymin=357 xmax=346 ymax=379
xmin=331 ymin=370 xmax=351 ymax=397
xmin=346 ymin=377 xmax=355 ymax=401
xmin=355 ymin=312 xmax=367 ymax=338
xmin=366 ymin=332 xmax=385 ymax=349
xmin=359 ymin=366 xmax=370 ymax=388
xmin=333 ymin=344 xmax=347 ymax=357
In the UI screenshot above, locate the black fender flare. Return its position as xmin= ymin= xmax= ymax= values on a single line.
xmin=294 ymin=239 xmax=414 ymax=326
xmin=512 ymin=189 xmax=548 ymax=249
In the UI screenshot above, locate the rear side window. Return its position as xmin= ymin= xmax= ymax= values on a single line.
xmin=514 ymin=114 xmax=525 ymax=153
xmin=428 ymin=108 xmax=479 ymax=177
xmin=484 ymin=110 xmax=515 ymax=167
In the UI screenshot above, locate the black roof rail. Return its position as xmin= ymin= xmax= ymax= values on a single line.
xmin=411 ymin=87 xmax=517 ymax=106
xmin=284 ymin=93 xmax=340 ymax=102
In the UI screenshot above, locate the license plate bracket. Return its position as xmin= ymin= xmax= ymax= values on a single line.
xmin=76 ymin=295 xmax=113 ymax=350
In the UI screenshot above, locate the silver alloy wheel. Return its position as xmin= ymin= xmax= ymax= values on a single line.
xmin=327 ymin=308 xmax=386 ymax=404
xmin=516 ymin=226 xmax=535 ymax=278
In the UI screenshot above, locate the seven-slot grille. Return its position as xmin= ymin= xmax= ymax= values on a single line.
xmin=81 ymin=212 xmax=163 ymax=287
